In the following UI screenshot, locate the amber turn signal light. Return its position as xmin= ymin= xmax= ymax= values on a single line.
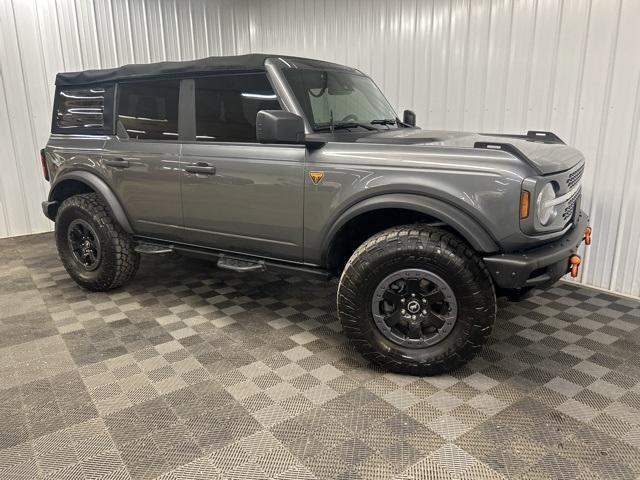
xmin=520 ymin=191 xmax=530 ymax=219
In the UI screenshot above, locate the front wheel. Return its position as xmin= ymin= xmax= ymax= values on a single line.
xmin=337 ymin=225 xmax=496 ymax=376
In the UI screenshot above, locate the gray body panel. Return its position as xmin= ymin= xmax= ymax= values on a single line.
xmin=180 ymin=142 xmax=305 ymax=262
xmin=102 ymin=137 xmax=182 ymax=241
xmin=348 ymin=129 xmax=584 ymax=175
xmin=302 ymin=142 xmax=530 ymax=264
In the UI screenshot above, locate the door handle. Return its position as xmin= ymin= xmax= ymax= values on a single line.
xmin=104 ymin=158 xmax=130 ymax=168
xmin=185 ymin=162 xmax=216 ymax=175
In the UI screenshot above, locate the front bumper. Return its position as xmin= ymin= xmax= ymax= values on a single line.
xmin=483 ymin=210 xmax=589 ymax=289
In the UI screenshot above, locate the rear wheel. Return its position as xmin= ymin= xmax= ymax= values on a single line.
xmin=337 ymin=224 xmax=496 ymax=375
xmin=55 ymin=193 xmax=139 ymax=291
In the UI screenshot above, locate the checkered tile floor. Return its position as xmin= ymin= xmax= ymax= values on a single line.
xmin=2 ymin=233 xmax=640 ymax=479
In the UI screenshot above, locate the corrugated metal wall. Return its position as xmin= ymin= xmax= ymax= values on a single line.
xmin=0 ymin=0 xmax=251 ymax=239
xmin=1 ymin=0 xmax=639 ymax=297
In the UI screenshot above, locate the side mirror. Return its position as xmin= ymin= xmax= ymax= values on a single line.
xmin=256 ymin=110 xmax=305 ymax=144
xmin=403 ymin=109 xmax=416 ymax=127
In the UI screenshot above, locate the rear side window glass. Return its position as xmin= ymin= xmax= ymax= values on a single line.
xmin=117 ymin=80 xmax=179 ymax=140
xmin=53 ymin=85 xmax=114 ymax=134
xmin=194 ymin=73 xmax=281 ymax=142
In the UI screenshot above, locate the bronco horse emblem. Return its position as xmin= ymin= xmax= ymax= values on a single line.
xmin=309 ymin=171 xmax=324 ymax=185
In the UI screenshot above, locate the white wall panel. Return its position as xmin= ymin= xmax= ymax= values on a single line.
xmin=0 ymin=0 xmax=249 ymax=241
xmin=1 ymin=0 xmax=639 ymax=297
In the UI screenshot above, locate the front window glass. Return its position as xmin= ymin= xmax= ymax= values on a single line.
xmin=282 ymin=69 xmax=397 ymax=130
xmin=194 ymin=73 xmax=281 ymax=142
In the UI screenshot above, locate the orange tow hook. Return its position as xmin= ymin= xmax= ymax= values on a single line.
xmin=569 ymin=255 xmax=581 ymax=278
xmin=584 ymin=226 xmax=592 ymax=246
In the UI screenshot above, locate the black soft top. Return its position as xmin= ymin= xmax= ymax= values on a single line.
xmin=55 ymin=53 xmax=355 ymax=86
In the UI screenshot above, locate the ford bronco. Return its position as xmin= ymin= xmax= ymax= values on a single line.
xmin=41 ymin=54 xmax=591 ymax=375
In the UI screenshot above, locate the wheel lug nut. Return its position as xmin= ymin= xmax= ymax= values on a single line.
xmin=400 ymin=298 xmax=405 ymax=303
xmin=401 ymin=309 xmax=406 ymax=314
xmin=412 ymin=315 xmax=416 ymax=320
xmin=422 ymin=310 xmax=427 ymax=315
xmin=422 ymin=298 xmax=427 ymax=303
xmin=411 ymin=293 xmax=416 ymax=297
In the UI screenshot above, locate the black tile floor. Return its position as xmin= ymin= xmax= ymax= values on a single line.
xmin=1 ymin=232 xmax=640 ymax=479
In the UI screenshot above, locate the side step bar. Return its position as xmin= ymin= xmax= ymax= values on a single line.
xmin=132 ymin=237 xmax=332 ymax=279
xmin=217 ymin=254 xmax=265 ymax=273
xmin=135 ymin=242 xmax=174 ymax=254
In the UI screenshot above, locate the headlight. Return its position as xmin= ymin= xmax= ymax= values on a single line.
xmin=537 ymin=183 xmax=557 ymax=225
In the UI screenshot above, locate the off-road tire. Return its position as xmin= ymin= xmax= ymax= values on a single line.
xmin=55 ymin=193 xmax=139 ymax=291
xmin=337 ymin=224 xmax=496 ymax=376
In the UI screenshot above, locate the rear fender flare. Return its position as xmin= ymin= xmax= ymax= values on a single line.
xmin=321 ymin=193 xmax=499 ymax=265
xmin=49 ymin=170 xmax=134 ymax=234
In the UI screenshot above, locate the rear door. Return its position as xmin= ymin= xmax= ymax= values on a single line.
xmin=102 ymin=79 xmax=183 ymax=241
xmin=179 ymin=72 xmax=305 ymax=262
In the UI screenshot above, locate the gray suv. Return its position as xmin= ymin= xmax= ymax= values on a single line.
xmin=41 ymin=54 xmax=591 ymax=375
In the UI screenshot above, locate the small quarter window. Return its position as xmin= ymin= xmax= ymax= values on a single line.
xmin=194 ymin=73 xmax=281 ymax=142
xmin=117 ymin=80 xmax=180 ymax=140
xmin=53 ymin=85 xmax=113 ymax=133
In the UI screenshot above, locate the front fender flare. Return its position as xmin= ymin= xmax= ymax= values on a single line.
xmin=320 ymin=193 xmax=500 ymax=265
xmin=48 ymin=170 xmax=134 ymax=234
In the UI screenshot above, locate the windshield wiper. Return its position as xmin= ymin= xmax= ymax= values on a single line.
xmin=371 ymin=118 xmax=397 ymax=126
xmin=316 ymin=122 xmax=376 ymax=132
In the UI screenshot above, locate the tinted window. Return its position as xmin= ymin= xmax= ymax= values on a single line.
xmin=117 ymin=80 xmax=179 ymax=140
xmin=54 ymin=85 xmax=113 ymax=133
xmin=195 ymin=73 xmax=280 ymax=142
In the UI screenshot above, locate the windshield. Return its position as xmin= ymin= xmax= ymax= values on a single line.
xmin=282 ymin=68 xmax=398 ymax=131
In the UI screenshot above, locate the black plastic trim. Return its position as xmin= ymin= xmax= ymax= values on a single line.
xmin=479 ymin=130 xmax=565 ymax=144
xmin=41 ymin=200 xmax=58 ymax=220
xmin=474 ymin=141 xmax=530 ymax=163
xmin=178 ymin=78 xmax=195 ymax=141
xmin=48 ymin=171 xmax=134 ymax=234
xmin=135 ymin=236 xmax=332 ymax=280
xmin=483 ymin=210 xmax=588 ymax=289
xmin=321 ymin=193 xmax=500 ymax=267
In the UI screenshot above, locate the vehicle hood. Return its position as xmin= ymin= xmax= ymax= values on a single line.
xmin=338 ymin=128 xmax=584 ymax=175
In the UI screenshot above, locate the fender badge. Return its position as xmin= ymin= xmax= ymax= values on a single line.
xmin=309 ymin=171 xmax=324 ymax=185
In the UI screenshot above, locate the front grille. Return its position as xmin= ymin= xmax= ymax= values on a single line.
xmin=567 ymin=164 xmax=584 ymax=189
xmin=562 ymin=190 xmax=580 ymax=221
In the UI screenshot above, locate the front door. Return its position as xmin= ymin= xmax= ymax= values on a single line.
xmin=180 ymin=73 xmax=305 ymax=262
xmin=103 ymin=78 xmax=183 ymax=241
